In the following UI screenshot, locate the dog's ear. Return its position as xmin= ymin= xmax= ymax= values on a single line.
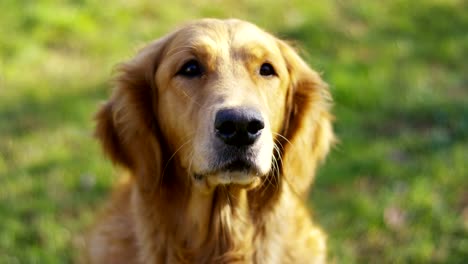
xmin=95 ymin=37 xmax=171 ymax=181
xmin=277 ymin=40 xmax=335 ymax=197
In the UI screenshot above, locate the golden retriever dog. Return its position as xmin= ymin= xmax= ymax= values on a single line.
xmin=86 ymin=18 xmax=334 ymax=263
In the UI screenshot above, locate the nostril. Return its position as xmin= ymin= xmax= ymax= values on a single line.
xmin=246 ymin=120 xmax=264 ymax=135
xmin=216 ymin=121 xmax=236 ymax=137
xmin=214 ymin=107 xmax=264 ymax=146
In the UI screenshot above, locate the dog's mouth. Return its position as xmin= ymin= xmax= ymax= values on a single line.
xmin=193 ymin=157 xmax=264 ymax=187
xmin=220 ymin=158 xmax=257 ymax=173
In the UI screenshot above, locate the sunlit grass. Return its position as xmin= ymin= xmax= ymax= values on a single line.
xmin=1 ymin=0 xmax=466 ymax=263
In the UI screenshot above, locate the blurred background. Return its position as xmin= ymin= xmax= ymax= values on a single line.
xmin=0 ymin=0 xmax=467 ymax=263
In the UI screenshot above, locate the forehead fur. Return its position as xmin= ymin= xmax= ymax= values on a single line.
xmin=165 ymin=19 xmax=279 ymax=58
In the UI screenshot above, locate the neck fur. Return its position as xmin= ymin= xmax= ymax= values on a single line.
xmin=132 ymin=167 xmax=259 ymax=263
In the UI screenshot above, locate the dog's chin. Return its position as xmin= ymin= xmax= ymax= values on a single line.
xmin=192 ymin=161 xmax=267 ymax=190
xmin=209 ymin=171 xmax=260 ymax=186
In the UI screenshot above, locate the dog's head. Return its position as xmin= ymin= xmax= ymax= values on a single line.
xmin=95 ymin=19 xmax=333 ymax=192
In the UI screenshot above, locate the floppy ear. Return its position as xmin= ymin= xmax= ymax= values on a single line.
xmin=277 ymin=40 xmax=335 ymax=197
xmin=95 ymin=37 xmax=170 ymax=186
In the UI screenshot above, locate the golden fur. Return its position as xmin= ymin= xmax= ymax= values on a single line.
xmin=85 ymin=19 xmax=334 ymax=263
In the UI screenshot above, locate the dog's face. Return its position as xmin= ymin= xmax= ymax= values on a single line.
xmin=156 ymin=20 xmax=290 ymax=187
xmin=95 ymin=19 xmax=333 ymax=193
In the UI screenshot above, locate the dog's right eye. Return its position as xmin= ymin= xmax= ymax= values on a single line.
xmin=177 ymin=60 xmax=203 ymax=78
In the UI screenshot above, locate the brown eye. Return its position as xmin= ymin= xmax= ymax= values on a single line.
xmin=178 ymin=60 xmax=203 ymax=78
xmin=259 ymin=63 xmax=276 ymax=76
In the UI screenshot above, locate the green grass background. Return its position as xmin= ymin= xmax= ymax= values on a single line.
xmin=0 ymin=0 xmax=467 ymax=263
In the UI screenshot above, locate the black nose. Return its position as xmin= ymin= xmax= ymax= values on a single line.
xmin=214 ymin=108 xmax=264 ymax=146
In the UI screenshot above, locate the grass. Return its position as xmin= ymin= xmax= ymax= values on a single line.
xmin=1 ymin=0 xmax=467 ymax=263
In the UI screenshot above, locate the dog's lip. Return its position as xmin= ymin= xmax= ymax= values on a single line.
xmin=192 ymin=171 xmax=261 ymax=188
xmin=220 ymin=159 xmax=255 ymax=172
xmin=192 ymin=159 xmax=264 ymax=184
xmin=196 ymin=158 xmax=260 ymax=175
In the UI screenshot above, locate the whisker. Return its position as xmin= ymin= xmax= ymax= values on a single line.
xmin=273 ymin=137 xmax=285 ymax=150
xmin=275 ymin=141 xmax=297 ymax=193
xmin=271 ymin=144 xmax=281 ymax=187
xmin=272 ymin=139 xmax=284 ymax=172
xmin=274 ymin=137 xmax=299 ymax=193
xmin=177 ymin=87 xmax=202 ymax=107
xmin=158 ymin=135 xmax=194 ymax=195
xmin=274 ymin=144 xmax=283 ymax=179
xmin=261 ymin=143 xmax=282 ymax=196
xmin=266 ymin=167 xmax=277 ymax=193
xmin=273 ymin=140 xmax=302 ymax=198
xmin=272 ymin=132 xmax=296 ymax=152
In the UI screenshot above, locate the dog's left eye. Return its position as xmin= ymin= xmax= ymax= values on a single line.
xmin=177 ymin=60 xmax=203 ymax=78
xmin=259 ymin=63 xmax=276 ymax=77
